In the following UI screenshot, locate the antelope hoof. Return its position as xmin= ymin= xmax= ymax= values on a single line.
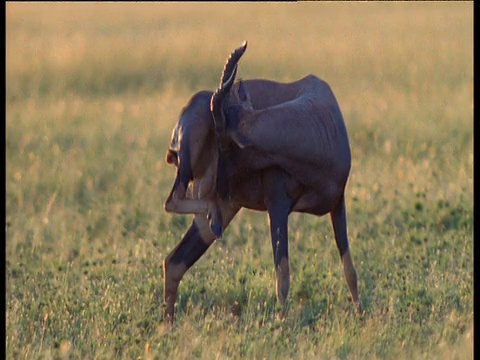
xmin=207 ymin=206 xmax=223 ymax=238
xmin=355 ymin=301 xmax=364 ymax=315
xmin=209 ymin=219 xmax=223 ymax=238
xmin=163 ymin=308 xmax=174 ymax=324
xmin=162 ymin=294 xmax=176 ymax=324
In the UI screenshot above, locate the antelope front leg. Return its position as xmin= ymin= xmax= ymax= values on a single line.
xmin=163 ymin=205 xmax=240 ymax=322
xmin=270 ymin=223 xmax=290 ymax=307
xmin=163 ymin=218 xmax=216 ymax=322
xmin=264 ymin=169 xmax=293 ymax=311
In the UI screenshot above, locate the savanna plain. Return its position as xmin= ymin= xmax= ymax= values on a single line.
xmin=6 ymin=3 xmax=473 ymax=359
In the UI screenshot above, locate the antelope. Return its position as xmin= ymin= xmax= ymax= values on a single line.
xmin=163 ymin=41 xmax=361 ymax=321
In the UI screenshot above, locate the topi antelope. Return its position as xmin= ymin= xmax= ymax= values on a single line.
xmin=163 ymin=41 xmax=361 ymax=321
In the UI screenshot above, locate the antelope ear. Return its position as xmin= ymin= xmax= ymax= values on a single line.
xmin=237 ymin=80 xmax=252 ymax=105
xmin=165 ymin=149 xmax=178 ymax=166
xmin=225 ymin=104 xmax=252 ymax=149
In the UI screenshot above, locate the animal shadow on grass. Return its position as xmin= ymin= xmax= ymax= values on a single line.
xmin=161 ymin=285 xmax=367 ymax=327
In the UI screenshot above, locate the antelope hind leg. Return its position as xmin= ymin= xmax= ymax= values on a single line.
xmin=330 ymin=195 xmax=362 ymax=313
xmin=341 ymin=249 xmax=362 ymax=314
xmin=164 ymin=197 xmax=223 ymax=237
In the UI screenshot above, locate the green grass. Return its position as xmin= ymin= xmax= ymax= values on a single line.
xmin=6 ymin=3 xmax=473 ymax=359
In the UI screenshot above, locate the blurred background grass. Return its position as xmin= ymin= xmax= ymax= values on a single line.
xmin=6 ymin=2 xmax=473 ymax=359
xmin=6 ymin=2 xmax=472 ymax=98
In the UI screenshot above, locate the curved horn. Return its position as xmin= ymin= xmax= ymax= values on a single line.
xmin=210 ymin=64 xmax=238 ymax=139
xmin=219 ymin=41 xmax=247 ymax=87
xmin=210 ymin=41 xmax=248 ymax=140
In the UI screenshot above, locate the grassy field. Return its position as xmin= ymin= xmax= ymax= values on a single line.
xmin=6 ymin=2 xmax=473 ymax=359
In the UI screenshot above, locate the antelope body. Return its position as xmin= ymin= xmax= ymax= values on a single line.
xmin=163 ymin=42 xmax=361 ymax=321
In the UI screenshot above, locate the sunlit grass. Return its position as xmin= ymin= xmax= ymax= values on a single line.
xmin=6 ymin=2 xmax=472 ymax=359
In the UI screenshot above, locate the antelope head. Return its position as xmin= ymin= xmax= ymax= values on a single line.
xmin=164 ymin=41 xmax=249 ymax=236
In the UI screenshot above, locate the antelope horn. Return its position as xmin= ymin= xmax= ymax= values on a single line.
xmin=211 ymin=41 xmax=248 ymax=140
xmin=211 ymin=64 xmax=238 ymax=141
xmin=219 ymin=41 xmax=247 ymax=87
